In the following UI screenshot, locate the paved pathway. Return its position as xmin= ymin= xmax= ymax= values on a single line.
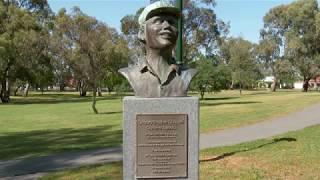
xmin=200 ymin=102 xmax=320 ymax=149
xmin=0 ymin=147 xmax=122 ymax=178
xmin=1 ymin=102 xmax=320 ymax=179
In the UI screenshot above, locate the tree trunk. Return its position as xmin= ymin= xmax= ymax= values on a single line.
xmin=97 ymin=86 xmax=102 ymax=97
xmin=80 ymin=90 xmax=87 ymax=97
xmin=0 ymin=75 xmax=10 ymax=103
xmin=303 ymin=78 xmax=310 ymax=92
xmin=79 ymin=80 xmax=87 ymax=97
xmin=239 ymin=83 xmax=242 ymax=95
xmin=92 ymin=87 xmax=98 ymax=114
xmin=200 ymin=90 xmax=205 ymax=100
xmin=108 ymin=86 xmax=113 ymax=94
xmin=271 ymin=77 xmax=277 ymax=92
xmin=23 ymin=83 xmax=30 ymax=97
xmin=14 ymin=86 xmax=20 ymax=96
xmin=59 ymin=83 xmax=65 ymax=92
xmin=230 ymin=80 xmax=234 ymax=90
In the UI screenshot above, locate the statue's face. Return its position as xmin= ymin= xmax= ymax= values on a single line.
xmin=145 ymin=14 xmax=178 ymax=50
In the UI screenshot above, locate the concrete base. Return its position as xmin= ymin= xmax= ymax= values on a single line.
xmin=123 ymin=96 xmax=199 ymax=180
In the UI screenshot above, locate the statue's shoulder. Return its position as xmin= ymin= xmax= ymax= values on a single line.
xmin=118 ymin=67 xmax=129 ymax=80
xmin=183 ymin=68 xmax=198 ymax=78
xmin=180 ymin=67 xmax=198 ymax=80
xmin=118 ymin=66 xmax=141 ymax=81
xmin=179 ymin=67 xmax=198 ymax=90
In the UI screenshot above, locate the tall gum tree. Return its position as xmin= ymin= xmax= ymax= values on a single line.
xmin=262 ymin=0 xmax=320 ymax=92
xmin=52 ymin=7 xmax=129 ymax=113
xmin=0 ymin=0 xmax=52 ymax=102
xmin=0 ymin=2 xmax=37 ymax=102
xmin=256 ymin=32 xmax=280 ymax=92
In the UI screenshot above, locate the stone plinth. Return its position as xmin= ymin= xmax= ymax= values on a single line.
xmin=123 ymin=96 xmax=199 ymax=180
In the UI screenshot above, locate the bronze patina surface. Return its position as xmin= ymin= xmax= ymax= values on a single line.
xmin=118 ymin=1 xmax=197 ymax=98
xmin=136 ymin=114 xmax=188 ymax=179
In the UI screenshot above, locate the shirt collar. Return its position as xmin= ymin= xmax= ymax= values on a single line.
xmin=138 ymin=59 xmax=181 ymax=75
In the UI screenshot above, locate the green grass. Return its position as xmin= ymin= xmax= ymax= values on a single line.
xmin=198 ymin=90 xmax=320 ymax=132
xmin=200 ymin=124 xmax=320 ymax=179
xmin=0 ymin=92 xmax=124 ymax=160
xmin=40 ymin=162 xmax=122 ymax=180
xmin=0 ymin=90 xmax=320 ymax=160
xmin=41 ymin=125 xmax=320 ymax=180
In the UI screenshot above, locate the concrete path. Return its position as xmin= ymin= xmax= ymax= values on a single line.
xmin=200 ymin=102 xmax=320 ymax=149
xmin=0 ymin=147 xmax=122 ymax=178
xmin=1 ymin=102 xmax=320 ymax=179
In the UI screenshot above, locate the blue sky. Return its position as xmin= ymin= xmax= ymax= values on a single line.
xmin=48 ymin=0 xmax=296 ymax=43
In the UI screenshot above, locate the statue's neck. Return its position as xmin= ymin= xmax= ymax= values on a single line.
xmin=146 ymin=48 xmax=173 ymax=83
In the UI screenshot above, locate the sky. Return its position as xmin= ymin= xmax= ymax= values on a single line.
xmin=47 ymin=0 xmax=297 ymax=43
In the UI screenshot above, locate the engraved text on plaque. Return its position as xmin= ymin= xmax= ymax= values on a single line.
xmin=136 ymin=114 xmax=188 ymax=179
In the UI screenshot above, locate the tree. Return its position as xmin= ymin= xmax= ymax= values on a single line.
xmin=50 ymin=8 xmax=75 ymax=92
xmin=274 ymin=59 xmax=296 ymax=88
xmin=52 ymin=7 xmax=129 ymax=113
xmin=0 ymin=0 xmax=52 ymax=102
xmin=191 ymin=55 xmax=231 ymax=99
xmin=262 ymin=0 xmax=320 ymax=92
xmin=14 ymin=27 xmax=54 ymax=95
xmin=182 ymin=0 xmax=228 ymax=64
xmin=120 ymin=7 xmax=144 ymax=64
xmin=227 ymin=37 xmax=262 ymax=94
xmin=104 ymin=71 xmax=123 ymax=93
xmin=256 ymin=32 xmax=280 ymax=91
xmin=0 ymin=0 xmax=53 ymax=101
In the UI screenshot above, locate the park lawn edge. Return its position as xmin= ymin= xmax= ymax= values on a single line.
xmin=40 ymin=124 xmax=320 ymax=179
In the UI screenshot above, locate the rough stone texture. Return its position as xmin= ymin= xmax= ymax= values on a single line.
xmin=123 ymin=96 xmax=199 ymax=180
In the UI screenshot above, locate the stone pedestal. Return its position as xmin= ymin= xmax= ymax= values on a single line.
xmin=123 ymin=96 xmax=199 ymax=180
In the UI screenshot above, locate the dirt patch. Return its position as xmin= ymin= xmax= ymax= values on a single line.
xmin=200 ymin=155 xmax=320 ymax=179
xmin=200 ymin=155 xmax=270 ymax=171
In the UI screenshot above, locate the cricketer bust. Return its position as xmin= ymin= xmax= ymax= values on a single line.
xmin=119 ymin=1 xmax=197 ymax=98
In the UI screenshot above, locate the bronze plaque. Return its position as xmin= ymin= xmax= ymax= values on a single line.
xmin=136 ymin=113 xmax=188 ymax=179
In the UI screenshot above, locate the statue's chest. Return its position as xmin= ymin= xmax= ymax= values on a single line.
xmin=134 ymin=72 xmax=186 ymax=97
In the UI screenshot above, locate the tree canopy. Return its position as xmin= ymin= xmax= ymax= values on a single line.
xmin=262 ymin=0 xmax=320 ymax=91
xmin=52 ymin=7 xmax=129 ymax=113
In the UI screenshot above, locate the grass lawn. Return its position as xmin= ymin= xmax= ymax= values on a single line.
xmin=40 ymin=162 xmax=123 ymax=180
xmin=199 ymin=90 xmax=320 ymax=132
xmin=0 ymin=90 xmax=320 ymax=160
xmin=40 ymin=125 xmax=320 ymax=179
xmin=0 ymin=92 xmax=124 ymax=160
xmin=200 ymin=124 xmax=320 ymax=179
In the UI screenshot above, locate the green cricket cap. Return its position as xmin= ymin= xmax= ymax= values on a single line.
xmin=138 ymin=0 xmax=180 ymax=26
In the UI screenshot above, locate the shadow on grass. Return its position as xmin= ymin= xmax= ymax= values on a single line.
xmin=98 ymin=111 xmax=123 ymax=115
xmin=0 ymin=125 xmax=122 ymax=160
xmin=9 ymin=94 xmax=121 ymax=105
xmin=200 ymin=137 xmax=297 ymax=162
xmin=200 ymin=101 xmax=261 ymax=107
xmin=201 ymin=97 xmax=240 ymax=101
xmin=246 ymin=92 xmax=270 ymax=96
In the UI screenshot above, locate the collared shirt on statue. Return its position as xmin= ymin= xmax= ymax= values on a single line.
xmin=119 ymin=60 xmax=197 ymax=98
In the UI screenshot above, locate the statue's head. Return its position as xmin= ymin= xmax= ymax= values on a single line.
xmin=138 ymin=1 xmax=180 ymax=51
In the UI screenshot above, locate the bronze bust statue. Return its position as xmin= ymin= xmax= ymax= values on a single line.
xmin=119 ymin=1 xmax=197 ymax=98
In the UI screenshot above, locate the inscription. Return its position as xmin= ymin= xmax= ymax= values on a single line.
xmin=136 ymin=114 xmax=188 ymax=179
